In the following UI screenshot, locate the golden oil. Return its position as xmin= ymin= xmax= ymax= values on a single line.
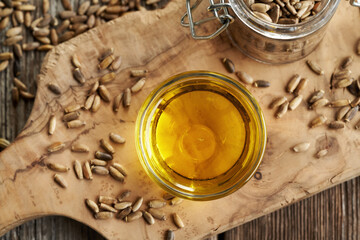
xmin=136 ymin=72 xmax=266 ymax=200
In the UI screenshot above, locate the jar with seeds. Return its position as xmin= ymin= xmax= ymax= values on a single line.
xmin=182 ymin=0 xmax=359 ymax=63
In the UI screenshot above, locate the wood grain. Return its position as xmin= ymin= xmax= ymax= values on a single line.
xmin=1 ymin=0 xmax=360 ymax=239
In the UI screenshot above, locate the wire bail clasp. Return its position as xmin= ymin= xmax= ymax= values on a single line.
xmin=181 ymin=0 xmax=234 ymax=40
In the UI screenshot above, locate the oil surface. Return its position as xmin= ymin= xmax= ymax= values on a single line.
xmin=152 ymin=89 xmax=247 ymax=180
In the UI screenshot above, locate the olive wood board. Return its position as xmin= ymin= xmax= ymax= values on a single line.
xmin=0 ymin=0 xmax=360 ymax=239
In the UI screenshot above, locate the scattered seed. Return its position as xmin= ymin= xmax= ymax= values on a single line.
xmin=341 ymin=56 xmax=353 ymax=69
xmin=95 ymin=211 xmax=113 ymax=220
xmin=12 ymin=87 xmax=19 ymax=106
xmin=123 ymin=88 xmax=131 ymax=107
xmin=132 ymin=197 xmax=143 ymax=212
xmin=328 ymin=99 xmax=350 ymax=108
xmin=67 ymin=120 xmax=86 ymax=128
xmin=166 ymin=230 xmax=175 ymax=240
xmin=131 ymin=78 xmax=146 ymax=93
xmin=98 ymin=85 xmax=111 ymax=102
xmin=100 ymin=138 xmax=115 ymax=154
xmin=22 ymin=42 xmax=40 ymax=51
xmin=308 ymin=90 xmax=325 ymax=104
xmin=71 ymin=143 xmax=90 ymax=153
xmin=170 ymin=197 xmax=183 ymax=206
xmin=47 ymin=163 xmax=69 ymax=172
xmin=109 ymin=132 xmax=126 ymax=144
xmin=333 ymin=69 xmax=351 ymax=80
xmin=99 ymin=48 xmax=114 ymax=60
xmin=0 ymin=138 xmax=10 ymax=149
xmin=306 ymin=60 xmax=324 ymax=75
xmin=89 ymin=81 xmax=99 ymax=95
xmin=62 ymin=111 xmax=80 ymax=122
xmin=99 ymin=54 xmax=115 ymax=70
xmin=92 ymin=166 xmax=109 ymax=175
xmin=130 ymin=69 xmax=148 ymax=77
xmin=48 ymin=142 xmax=65 ymax=153
xmin=73 ymin=68 xmax=86 ymax=84
xmin=172 ymin=213 xmax=184 ymax=228
xmin=292 ymin=142 xmax=310 ymax=153
xmin=110 ymin=56 xmax=122 ymax=71
xmin=309 ymin=98 xmax=329 ymax=110
xmin=148 ymin=200 xmax=167 ymax=209
xmin=85 ymin=199 xmax=99 ymax=213
xmin=64 ymin=104 xmax=81 ymax=113
xmin=109 ymin=166 xmax=125 ymax=182
xmin=143 ymin=211 xmax=155 ymax=225
xmin=294 ymin=78 xmax=308 ymax=95
xmin=84 ymin=94 xmax=96 ymax=110
xmin=148 ymin=208 xmax=167 ymax=221
xmin=113 ymin=93 xmax=123 ymax=112
xmin=275 ymin=101 xmax=289 ymax=119
xmin=90 ymin=159 xmax=107 ymax=166
xmin=309 ymin=115 xmax=327 ymax=128
xmin=114 ymin=202 xmax=132 ymax=210
xmin=99 ymin=196 xmax=117 ymax=205
xmin=0 ymin=60 xmax=9 ymax=72
xmin=48 ymin=115 xmax=56 ymax=135
xmin=95 ymin=151 xmax=113 ymax=161
xmin=19 ymin=90 xmax=35 ymax=100
xmin=235 ymin=71 xmax=253 ymax=84
xmin=336 ymin=106 xmax=351 ymax=121
xmin=344 ymin=106 xmax=358 ymax=122
xmin=328 ymin=121 xmax=345 ymax=130
xmin=117 ymin=190 xmax=131 ymax=201
xmin=91 ymin=95 xmax=101 ymax=112
xmin=0 ymin=52 xmax=13 ymax=61
xmin=54 ymin=174 xmax=68 ymax=188
xmin=269 ymin=96 xmax=287 ymax=109
xmin=83 ymin=161 xmax=93 ymax=180
xmin=286 ymin=74 xmax=301 ymax=93
xmin=72 ymin=54 xmax=81 ymax=68
xmin=74 ymin=160 xmax=83 ymax=180
xmin=253 ymin=80 xmax=270 ymax=88
xmin=116 ymin=207 xmax=132 ymax=219
xmin=351 ymin=97 xmax=360 ymax=108
xmin=99 ymin=203 xmax=117 ymax=213
xmin=125 ymin=211 xmax=143 ymax=222
xmin=289 ymin=95 xmax=303 ymax=111
xmin=315 ymin=149 xmax=328 ymax=159
xmin=13 ymin=44 xmax=22 ymax=58
xmin=99 ymin=72 xmax=116 ymax=84
xmin=335 ymin=78 xmax=353 ymax=88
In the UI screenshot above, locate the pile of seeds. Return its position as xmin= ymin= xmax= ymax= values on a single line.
xmin=244 ymin=0 xmax=322 ymax=24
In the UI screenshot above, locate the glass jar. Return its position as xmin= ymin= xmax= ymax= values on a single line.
xmin=181 ymin=0 xmax=356 ymax=64
xmin=135 ymin=71 xmax=266 ymax=200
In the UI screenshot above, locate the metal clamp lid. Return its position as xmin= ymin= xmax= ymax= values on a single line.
xmin=181 ymin=0 xmax=234 ymax=40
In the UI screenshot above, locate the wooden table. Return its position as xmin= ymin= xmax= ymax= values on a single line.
xmin=0 ymin=0 xmax=360 ymax=239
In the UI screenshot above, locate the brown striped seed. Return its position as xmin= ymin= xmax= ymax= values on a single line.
xmin=84 ymin=94 xmax=96 ymax=110
xmin=110 ymin=56 xmax=122 ymax=71
xmin=99 ymin=72 xmax=115 ymax=84
xmin=62 ymin=111 xmax=80 ymax=122
xmin=143 ymin=211 xmax=155 ymax=225
xmin=148 ymin=200 xmax=166 ymax=209
xmin=59 ymin=10 xmax=76 ymax=19
xmin=235 ymin=71 xmax=253 ymax=84
xmin=130 ymin=69 xmax=148 ymax=77
xmin=253 ymin=80 xmax=270 ymax=88
xmin=344 ymin=106 xmax=358 ymax=122
xmin=85 ymin=199 xmax=99 ymax=213
xmin=95 ymin=212 xmax=113 ymax=220
xmin=222 ymin=58 xmax=235 ymax=73
xmin=341 ymin=56 xmax=353 ymax=69
xmin=333 ymin=69 xmax=351 ymax=80
xmin=351 ymin=97 xmax=360 ymax=108
xmin=61 ymin=0 xmax=72 ymax=10
xmin=315 ymin=149 xmax=328 ymax=159
xmin=132 ymin=197 xmax=143 ymax=212
xmin=0 ymin=17 xmax=10 ymax=30
xmin=74 ymin=160 xmax=83 ymax=180
xmin=22 ymin=42 xmax=40 ymax=51
xmin=48 ymin=142 xmax=65 ymax=153
xmin=148 ymin=208 xmax=167 ymax=221
xmin=47 ymin=163 xmax=69 ymax=172
xmin=83 ymin=161 xmax=93 ymax=180
xmin=12 ymin=87 xmax=19 ymax=106
xmin=89 ymin=81 xmax=99 ymax=95
xmin=109 ymin=166 xmax=125 ymax=182
xmin=173 ymin=213 xmax=184 ymax=228
xmin=294 ymin=78 xmax=308 ymax=95
xmin=91 ymin=166 xmax=109 ymax=175
xmin=125 ymin=211 xmax=143 ymax=222
xmin=48 ymin=115 xmax=56 ymax=135
xmin=73 ymin=68 xmax=86 ymax=84
xmin=100 ymin=139 xmax=115 ymax=154
xmin=54 ymin=174 xmax=68 ymax=188
xmin=0 ymin=60 xmax=9 ymax=72
xmin=292 ymin=142 xmax=310 ymax=153
xmin=113 ymin=93 xmax=123 ymax=112
xmin=166 ymin=230 xmax=175 ymax=240
xmin=71 ymin=143 xmax=89 ymax=153
xmin=109 ymin=132 xmax=126 ymax=144
xmin=309 ymin=98 xmax=329 ymax=110
xmin=310 ymin=115 xmax=327 ymax=128
xmin=19 ymin=90 xmax=35 ymax=100
xmin=72 ymin=54 xmax=81 ymax=68
xmin=99 ymin=196 xmax=117 ymax=205
xmin=116 ymin=207 xmax=132 ymax=220
xmin=87 ymin=14 xmax=95 ymax=28
xmin=95 ymin=151 xmax=113 ymax=161
xmin=286 ymin=74 xmax=301 ymax=93
xmin=56 ymin=21 xmax=70 ymax=35
xmin=98 ymin=85 xmax=111 ymax=102
xmin=24 ymin=12 xmax=32 ymax=27
xmin=0 ymin=52 xmax=13 ymax=61
xmin=308 ymin=90 xmax=325 ymax=104
xmin=114 ymin=202 xmax=132 ymax=210
xmin=288 ymin=95 xmax=302 ymax=111
xmin=118 ymin=190 xmax=131 ymax=201
xmin=64 ymin=104 xmax=81 ymax=113
xmin=48 ymin=83 xmax=61 ymax=95
xmin=123 ymin=88 xmax=131 ymax=107
xmin=13 ymin=44 xmax=22 ymax=58
xmin=335 ymin=78 xmax=353 ymax=88
xmin=67 ymin=120 xmax=86 ymax=128
xmin=99 ymin=54 xmax=115 ymax=70
xmin=275 ymin=101 xmax=289 ymax=119
xmin=0 ymin=138 xmax=10 ymax=149
xmin=17 ymin=4 xmax=36 ymax=11
xmin=78 ymin=1 xmax=91 ymax=15
xmin=91 ymin=95 xmax=101 ymax=112
xmin=90 ymin=159 xmax=107 ymax=166
xmin=37 ymin=45 xmax=54 ymax=51
xmin=328 ymin=99 xmax=350 ymax=108
xmin=131 ymin=78 xmax=146 ymax=93
xmin=87 ymin=5 xmax=100 ymax=16
xmin=99 ymin=203 xmax=117 ymax=213
xmin=306 ymin=60 xmax=324 ymax=75
xmin=170 ymin=197 xmax=183 ymax=206
xmin=112 ymin=163 xmax=127 ymax=177
xmin=336 ymin=106 xmax=351 ymax=121
xmin=269 ymin=96 xmax=287 ymax=109
xmin=328 ymin=121 xmax=345 ymax=130
xmin=99 ymin=48 xmax=114 ymax=60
